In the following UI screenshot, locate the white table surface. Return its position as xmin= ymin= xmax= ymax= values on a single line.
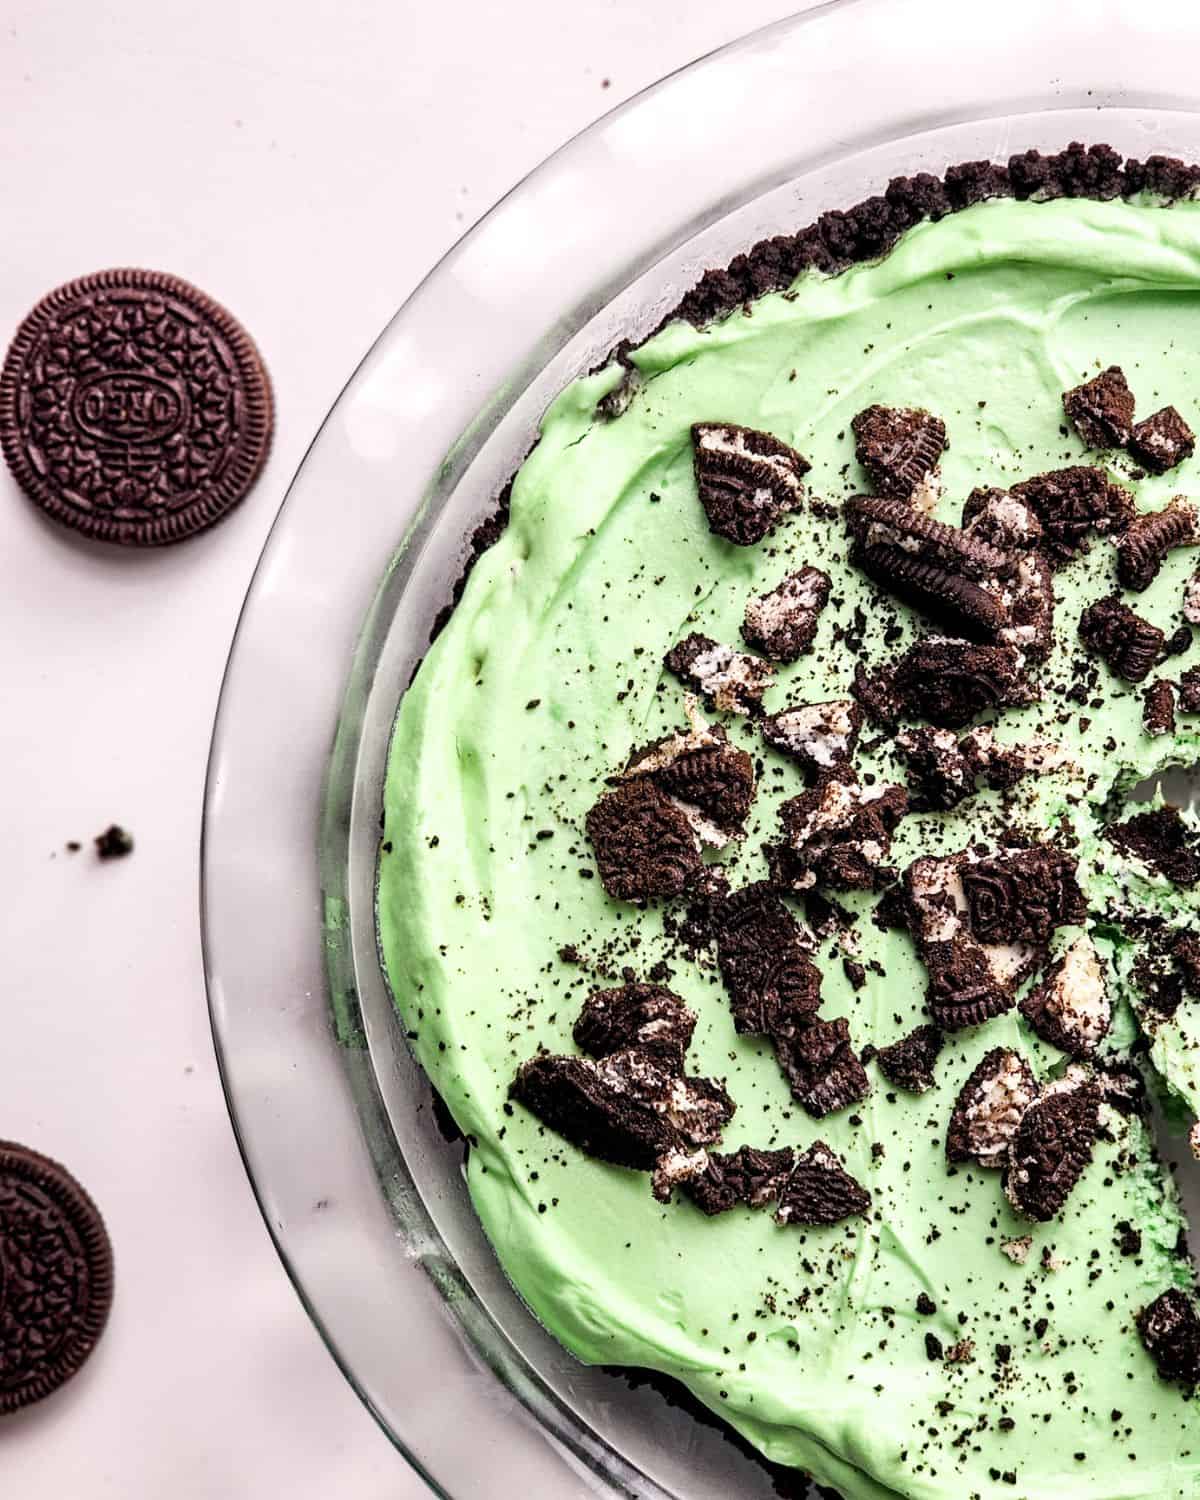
xmin=0 ymin=1 xmax=798 ymax=1494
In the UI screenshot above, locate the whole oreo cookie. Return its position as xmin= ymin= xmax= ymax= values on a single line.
xmin=1 ymin=269 xmax=272 ymax=545
xmin=0 ymin=1142 xmax=114 ymax=1413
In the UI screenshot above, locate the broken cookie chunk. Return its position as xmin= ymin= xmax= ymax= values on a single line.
xmin=511 ymin=1048 xmax=735 ymax=1181
xmin=766 ymin=776 xmax=907 ymax=892
xmin=760 ymin=698 xmax=862 ymax=779
xmin=1106 ymin=806 xmax=1200 ymax=888
xmin=586 ymin=779 xmax=703 ymax=902
xmin=1003 ymin=1077 xmax=1100 ymax=1222
xmin=962 ymin=487 xmax=1044 ymax=551
xmin=691 ymin=422 xmax=809 ymax=545
xmin=1143 ymin=679 xmax=1177 ymax=737
xmin=684 ymin=1145 xmax=796 ymax=1216
xmin=946 ymin=1047 xmax=1039 ymax=1167
xmin=664 ymin=633 xmax=775 ymax=715
xmin=1079 ymin=595 xmax=1165 ymax=683
xmin=1063 ymin=365 xmax=1135 ymax=450
xmin=1012 ymin=466 xmax=1134 ymax=567
xmin=1117 ymin=497 xmax=1199 ymax=592
xmin=775 ymin=1141 xmax=871 ymax=1226
xmin=959 ymin=846 xmax=1085 ymax=946
xmin=623 ymin=700 xmax=755 ymax=845
xmin=742 ymin=566 xmax=831 ymax=661
xmin=851 ymin=404 xmax=947 ymax=500
xmin=573 ymin=980 xmax=697 ymax=1071
xmin=876 ymin=1024 xmax=944 ymax=1094
xmin=1137 ymin=1289 xmax=1200 ymax=1388
xmin=714 ymin=882 xmax=822 ymax=1036
xmin=1128 ymin=406 xmax=1195 ymax=475
xmin=891 ymin=638 xmax=1034 ymax=729
xmin=1019 ymin=935 xmax=1112 ymax=1057
xmin=774 ymin=1015 xmax=871 ymax=1118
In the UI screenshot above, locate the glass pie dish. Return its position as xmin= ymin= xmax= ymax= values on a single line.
xmin=202 ymin=1 xmax=1200 ymax=1493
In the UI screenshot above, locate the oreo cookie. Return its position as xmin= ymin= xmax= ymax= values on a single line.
xmin=1003 ymin=1078 xmax=1100 ymax=1222
xmin=851 ymin=405 xmax=947 ymax=500
xmin=890 ymin=638 xmax=1034 ymax=729
xmin=1063 ymin=365 xmax=1135 ymax=450
xmin=961 ymin=488 xmax=1043 ymax=551
xmin=1143 ymin=680 xmax=1177 ymax=738
xmin=684 ymin=1145 xmax=795 ymax=1216
xmin=1117 ymin=498 xmax=1199 ymax=592
xmin=759 ymin=698 xmax=862 ymax=779
xmin=573 ymin=981 xmax=697 ymax=1071
xmin=1079 ymin=595 xmax=1166 ymax=683
xmin=775 ymin=1141 xmax=871 ymax=1226
xmin=945 ymin=1048 xmax=1039 ymax=1168
xmin=1011 ymin=467 xmax=1134 ymax=566
xmin=1019 ymin=936 xmax=1112 ymax=1057
xmin=713 ymin=883 xmax=821 ymax=1036
xmin=959 ymin=846 xmax=1085 ymax=946
xmin=766 ymin=776 xmax=907 ymax=893
xmin=0 ymin=1141 xmax=114 ymax=1413
xmin=623 ymin=705 xmax=756 ymax=846
xmin=1128 ymin=406 xmax=1195 ymax=474
xmin=742 ymin=566 xmax=831 ymax=661
xmin=773 ymin=1015 xmax=871 ymax=1118
xmin=664 ymin=634 xmax=775 ymax=716
xmin=691 ymin=423 xmax=809 ymax=545
xmin=511 ymin=1048 xmax=735 ymax=1182
xmin=586 ymin=779 xmax=703 ymax=902
xmin=875 ymin=1025 xmax=944 ymax=1094
xmin=1105 ymin=806 xmax=1200 ymax=888
xmin=1137 ymin=1289 xmax=1200 ymax=1388
xmin=0 ymin=269 xmax=272 ymax=545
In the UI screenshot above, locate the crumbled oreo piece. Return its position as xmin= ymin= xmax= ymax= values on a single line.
xmin=923 ymin=940 xmax=1016 ymax=1030
xmin=714 ymin=883 xmax=822 ymax=1036
xmin=1143 ymin=680 xmax=1177 ymax=738
xmin=962 ymin=488 xmax=1044 ymax=551
xmin=664 ymin=633 xmax=775 ymax=715
xmin=1063 ymin=366 xmax=1136 ymax=450
xmin=851 ymin=405 xmax=947 ymax=500
xmin=959 ymin=846 xmax=1085 ymax=946
xmin=1003 ymin=1079 xmax=1101 ymax=1222
xmin=895 ymin=727 xmax=978 ymax=811
xmin=742 ymin=566 xmax=831 ymax=661
xmin=856 ymin=540 xmax=1011 ymax=639
xmin=1011 ymin=467 xmax=1134 ymax=566
xmin=586 ymin=780 xmax=703 ymax=902
xmin=1019 ymin=936 xmax=1112 ymax=1057
xmin=511 ymin=1048 xmax=734 ymax=1176
xmin=1117 ymin=498 xmax=1199 ymax=592
xmin=654 ymin=742 xmax=756 ymax=841
xmin=875 ymin=1025 xmax=944 ymax=1094
xmin=1174 ymin=932 xmax=1200 ymax=995
xmin=1137 ymin=1289 xmax=1200 ymax=1388
xmin=891 ymin=638 xmax=1034 ymax=729
xmin=760 ymin=698 xmax=862 ymax=778
xmin=573 ymin=981 xmax=697 ymax=1070
xmin=684 ymin=1145 xmax=795 ymax=1216
xmin=775 ymin=1141 xmax=871 ymax=1226
xmin=95 ymin=824 xmax=134 ymax=859
xmin=851 ymin=660 xmax=902 ymax=731
xmin=1185 ymin=573 xmax=1200 ymax=627
xmin=1128 ymin=406 xmax=1195 ymax=474
xmin=1180 ymin=666 xmax=1200 ymax=712
xmin=767 ymin=777 xmax=907 ymax=892
xmin=1079 ymin=595 xmax=1166 ymax=683
xmin=1106 ymin=806 xmax=1200 ymax=887
xmin=691 ymin=423 xmax=809 ymax=545
xmin=774 ymin=1016 xmax=871 ymax=1118
xmin=946 ymin=1048 xmax=1039 ymax=1167
xmin=846 ymin=495 xmax=1012 ymax=581
xmin=623 ymin=704 xmax=755 ymax=844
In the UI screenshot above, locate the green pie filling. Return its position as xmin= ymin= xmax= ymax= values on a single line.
xmin=379 ymin=195 xmax=1200 ymax=1498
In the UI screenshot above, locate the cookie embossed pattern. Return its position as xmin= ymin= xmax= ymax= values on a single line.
xmin=0 ymin=269 xmax=273 ymax=545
